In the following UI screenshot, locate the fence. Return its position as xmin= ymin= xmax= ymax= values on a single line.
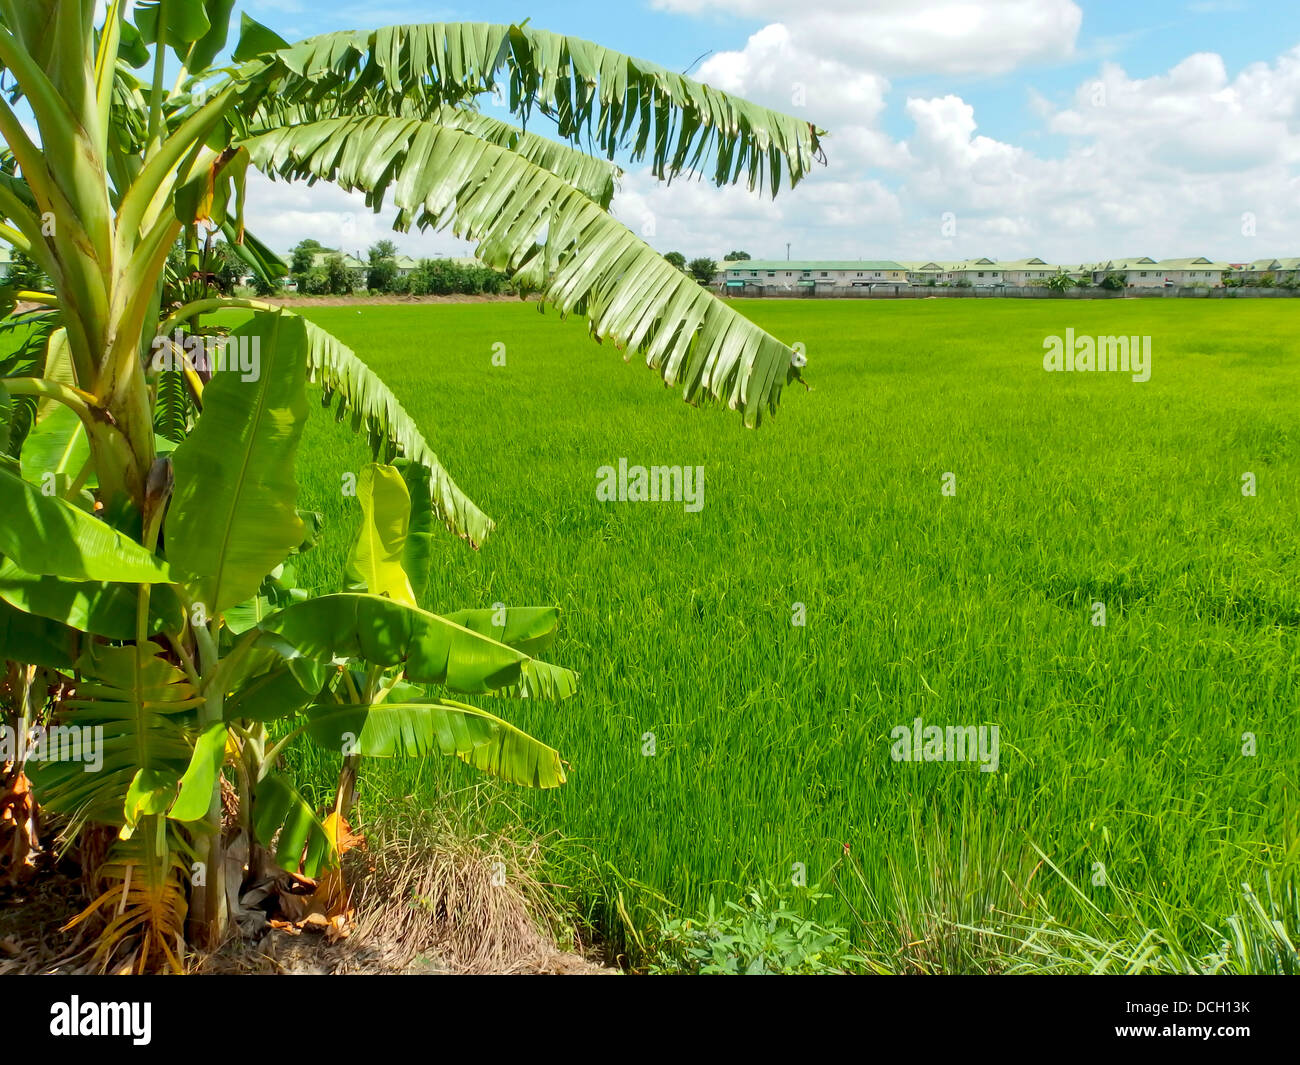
xmin=720 ymin=284 xmax=1300 ymax=300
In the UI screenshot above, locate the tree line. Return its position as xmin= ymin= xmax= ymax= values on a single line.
xmin=664 ymin=249 xmax=751 ymax=284
xmin=285 ymin=239 xmax=515 ymax=296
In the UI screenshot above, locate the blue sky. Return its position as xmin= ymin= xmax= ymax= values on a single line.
xmin=233 ymin=1 xmax=1300 ymax=264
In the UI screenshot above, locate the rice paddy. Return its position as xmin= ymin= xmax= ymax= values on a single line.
xmin=258 ymin=297 xmax=1298 ymax=969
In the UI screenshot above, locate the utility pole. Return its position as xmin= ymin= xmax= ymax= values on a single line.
xmin=786 ymin=242 xmax=791 ymax=261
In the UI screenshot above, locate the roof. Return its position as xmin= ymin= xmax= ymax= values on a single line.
xmin=722 ymin=260 xmax=904 ymax=272
xmin=310 ymin=251 xmax=367 ymax=270
xmin=1155 ymin=257 xmax=1226 ymax=270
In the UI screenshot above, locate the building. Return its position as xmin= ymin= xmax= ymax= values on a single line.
xmin=309 ymin=249 xmax=369 ymax=283
xmin=1153 ymin=257 xmax=1231 ymax=287
xmin=1238 ymin=258 xmax=1300 ymax=284
xmin=1092 ymin=257 xmax=1161 ymax=287
xmin=998 ymin=258 xmax=1059 ymax=286
xmin=712 ymin=252 xmax=1283 ymax=293
xmin=719 ymin=260 xmax=907 ymax=291
xmin=897 ymin=261 xmax=947 ymax=285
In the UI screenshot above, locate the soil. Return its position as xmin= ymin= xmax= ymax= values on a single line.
xmin=0 ymin=872 xmax=614 ymax=976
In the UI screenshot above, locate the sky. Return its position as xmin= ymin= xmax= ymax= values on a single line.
xmin=230 ymin=0 xmax=1300 ymax=265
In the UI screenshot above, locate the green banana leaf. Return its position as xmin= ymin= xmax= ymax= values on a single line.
xmin=256 ymin=592 xmax=578 ymax=700
xmin=167 ymin=311 xmax=308 ymax=616
xmin=345 ymin=463 xmax=417 ymax=607
xmin=0 ymin=465 xmax=170 ymax=584
xmin=306 ymin=700 xmax=565 ymax=788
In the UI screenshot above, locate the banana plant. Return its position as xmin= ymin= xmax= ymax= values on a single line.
xmin=0 ymin=1 xmax=823 ymax=969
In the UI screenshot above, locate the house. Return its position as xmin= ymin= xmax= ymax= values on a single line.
xmin=393 ymin=255 xmax=420 ymax=277
xmin=0 ymin=244 xmax=12 ymax=278
xmin=998 ymin=258 xmax=1060 ymax=286
xmin=1093 ymin=257 xmax=1161 ymax=287
xmin=947 ymin=258 xmax=1004 ymax=286
xmin=718 ymin=260 xmax=908 ymax=291
xmin=1153 ymin=257 xmax=1230 ymax=287
xmin=1238 ymin=257 xmax=1300 ymax=284
xmin=309 ymin=249 xmax=369 ymax=283
xmin=897 ymin=261 xmax=947 ymax=285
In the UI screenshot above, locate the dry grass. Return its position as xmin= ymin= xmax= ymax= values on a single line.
xmin=340 ymin=792 xmax=610 ymax=974
xmin=188 ymin=790 xmax=613 ymax=975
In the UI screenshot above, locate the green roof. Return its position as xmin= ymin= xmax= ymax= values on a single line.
xmin=1155 ymin=257 xmax=1227 ymax=270
xmin=723 ymin=260 xmax=904 ymax=272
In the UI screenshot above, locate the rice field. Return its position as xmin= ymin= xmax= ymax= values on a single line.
xmin=256 ymin=297 xmax=1298 ymax=969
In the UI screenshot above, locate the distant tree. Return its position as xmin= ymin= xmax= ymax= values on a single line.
xmin=689 ymin=257 xmax=718 ymax=283
xmin=290 ymin=238 xmax=324 ymax=277
xmin=323 ymin=253 xmax=354 ymax=295
xmin=299 ymin=267 xmax=329 ymax=295
xmin=368 ymin=240 xmax=399 ymax=292
xmin=723 ymin=250 xmax=751 ymax=261
xmin=252 ymin=272 xmax=282 ymax=297
xmin=664 ymin=251 xmax=686 ymax=271
xmin=1099 ymin=272 xmax=1126 ymax=291
xmin=7 ymin=249 xmax=51 ymax=291
xmin=1039 ymin=270 xmax=1076 ymax=293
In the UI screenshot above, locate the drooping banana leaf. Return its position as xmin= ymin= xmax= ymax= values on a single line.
xmin=0 ymin=560 xmax=184 ymax=640
xmin=306 ymin=699 xmax=565 ymax=788
xmin=0 ymin=597 xmax=80 ymax=670
xmin=243 ymin=116 xmax=803 ymax=426
xmin=441 ymin=605 xmax=561 ymax=657
xmin=345 ymin=462 xmax=417 ymax=607
xmin=234 ymin=20 xmax=822 ymax=195
xmin=0 ymin=464 xmax=170 ymax=583
xmin=256 ymin=592 xmax=578 ymax=700
xmin=252 ymin=774 xmax=336 ymax=877
xmin=301 ymin=317 xmax=493 ymax=547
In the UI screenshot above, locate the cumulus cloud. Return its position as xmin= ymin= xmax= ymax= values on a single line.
xmin=655 ymin=0 xmax=1082 ymax=77
xmin=240 ymin=171 xmax=477 ymax=260
xmin=614 ymin=18 xmax=1300 ymax=265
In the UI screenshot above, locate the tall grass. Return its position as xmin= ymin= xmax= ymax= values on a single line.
xmin=236 ymin=298 xmax=1298 ymax=967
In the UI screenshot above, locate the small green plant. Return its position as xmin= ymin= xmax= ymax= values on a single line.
xmin=648 ymin=882 xmax=864 ymax=974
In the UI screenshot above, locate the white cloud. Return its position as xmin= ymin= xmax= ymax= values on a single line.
xmin=615 ymin=20 xmax=1300 ymax=265
xmin=240 ymin=171 xmax=476 ymax=259
xmin=655 ymin=0 xmax=1082 ymax=76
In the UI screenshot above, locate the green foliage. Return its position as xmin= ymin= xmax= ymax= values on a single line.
xmin=290 ymin=238 xmax=324 ymax=278
xmin=664 ymin=251 xmax=686 ymax=271
xmin=688 ymin=257 xmax=717 ymax=283
xmin=1099 ymin=272 xmax=1126 ymax=290
xmin=0 ymin=1 xmax=816 ymax=967
xmin=278 ymin=300 xmax=1300 ymax=966
xmin=649 ymin=883 xmax=863 ymax=974
xmin=366 ymin=241 xmax=398 ymax=293
xmin=322 ymin=253 xmax=354 ymax=296
xmin=1041 ymin=270 xmax=1077 ymax=293
xmin=167 ymin=312 xmax=308 ymax=615
xmin=406 ymin=259 xmax=510 ymax=296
